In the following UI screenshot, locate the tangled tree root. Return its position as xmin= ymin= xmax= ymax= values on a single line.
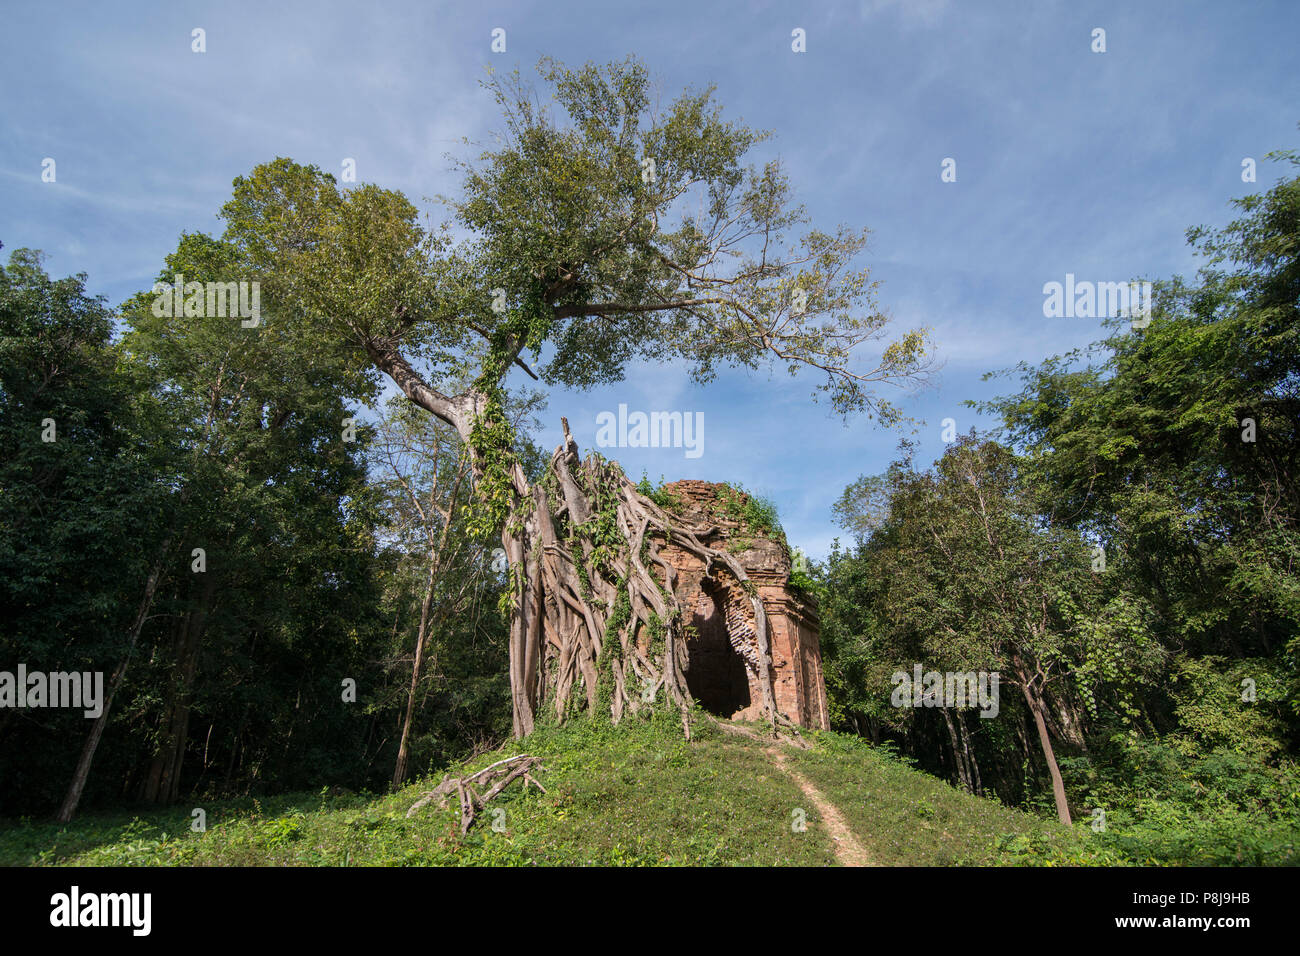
xmin=500 ymin=417 xmax=798 ymax=739
xmin=405 ymin=754 xmax=546 ymax=833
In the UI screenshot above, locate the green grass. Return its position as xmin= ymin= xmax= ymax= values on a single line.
xmin=784 ymin=732 xmax=1069 ymax=865
xmin=2 ymin=714 xmax=1075 ymax=867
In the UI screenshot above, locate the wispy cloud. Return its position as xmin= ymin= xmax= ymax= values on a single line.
xmin=2 ymin=0 xmax=1296 ymax=559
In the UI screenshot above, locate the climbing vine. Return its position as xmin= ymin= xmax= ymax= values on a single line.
xmin=465 ymin=284 xmax=553 ymax=539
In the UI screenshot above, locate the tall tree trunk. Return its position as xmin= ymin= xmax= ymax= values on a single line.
xmin=941 ymin=708 xmax=972 ymax=791
xmin=141 ymin=610 xmax=191 ymax=802
xmin=393 ymin=562 xmax=438 ymax=788
xmin=505 ymin=524 xmax=537 ymax=737
xmin=958 ymin=712 xmax=982 ymax=794
xmin=142 ymin=574 xmax=215 ymax=803
xmin=57 ymin=532 xmax=174 ymax=822
xmin=223 ymin=704 xmax=250 ymax=793
xmin=1019 ymin=680 xmax=1072 ymax=825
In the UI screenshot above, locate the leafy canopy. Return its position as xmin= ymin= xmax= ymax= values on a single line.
xmin=214 ymin=57 xmax=933 ymax=432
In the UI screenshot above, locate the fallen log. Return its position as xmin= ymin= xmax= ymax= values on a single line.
xmin=406 ymin=754 xmax=546 ymax=833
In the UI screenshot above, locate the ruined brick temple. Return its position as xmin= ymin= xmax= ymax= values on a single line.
xmin=659 ymin=481 xmax=830 ymax=730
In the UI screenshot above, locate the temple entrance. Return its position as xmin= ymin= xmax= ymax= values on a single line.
xmin=683 ymin=580 xmax=752 ymax=718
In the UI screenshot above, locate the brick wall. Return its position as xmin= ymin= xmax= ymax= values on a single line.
xmin=658 ymin=481 xmax=830 ymax=730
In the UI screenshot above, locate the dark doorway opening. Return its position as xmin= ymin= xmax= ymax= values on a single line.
xmin=683 ymin=580 xmax=752 ymax=717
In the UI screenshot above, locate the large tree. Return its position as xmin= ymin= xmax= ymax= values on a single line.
xmin=370 ymin=390 xmax=543 ymax=787
xmin=831 ymin=437 xmax=1159 ymax=824
xmin=52 ymin=231 xmax=385 ymax=820
xmin=982 ymin=149 xmax=1300 ymax=722
xmin=216 ymin=57 xmax=934 ymax=737
xmin=0 ymin=248 xmax=169 ymax=814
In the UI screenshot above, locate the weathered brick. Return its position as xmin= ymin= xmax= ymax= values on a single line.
xmin=658 ymin=481 xmax=829 ymax=729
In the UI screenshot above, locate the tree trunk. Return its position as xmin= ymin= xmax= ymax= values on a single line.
xmin=1053 ymin=694 xmax=1088 ymax=751
xmin=57 ymin=532 xmax=174 ymax=822
xmin=1019 ymin=680 xmax=1072 ymax=825
xmin=141 ymin=611 xmax=190 ymax=802
xmin=142 ymin=573 xmax=215 ymax=803
xmin=223 ymin=704 xmax=250 ymax=792
xmin=393 ymin=561 xmax=438 ymax=788
xmin=941 ymin=708 xmax=972 ymax=792
xmin=958 ymin=711 xmax=982 ymax=794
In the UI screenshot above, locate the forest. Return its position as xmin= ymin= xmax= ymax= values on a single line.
xmin=817 ymin=158 xmax=1300 ymax=853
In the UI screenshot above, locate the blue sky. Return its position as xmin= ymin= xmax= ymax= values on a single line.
xmin=3 ymin=0 xmax=1297 ymax=558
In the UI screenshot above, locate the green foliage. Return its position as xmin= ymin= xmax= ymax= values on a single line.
xmin=816 ymin=151 xmax=1300 ymax=863
xmin=0 ymin=249 xmax=173 ymax=811
xmin=572 ymin=463 xmax=626 ymax=576
xmin=716 ymin=483 xmax=783 ymax=542
xmin=635 ymin=473 xmax=682 ymax=511
xmin=465 ymin=286 xmax=554 ymax=538
xmin=210 ymin=54 xmax=934 ymax=547
xmin=788 ymin=566 xmax=819 ymax=596
xmin=0 ymin=241 xmax=508 ymax=815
